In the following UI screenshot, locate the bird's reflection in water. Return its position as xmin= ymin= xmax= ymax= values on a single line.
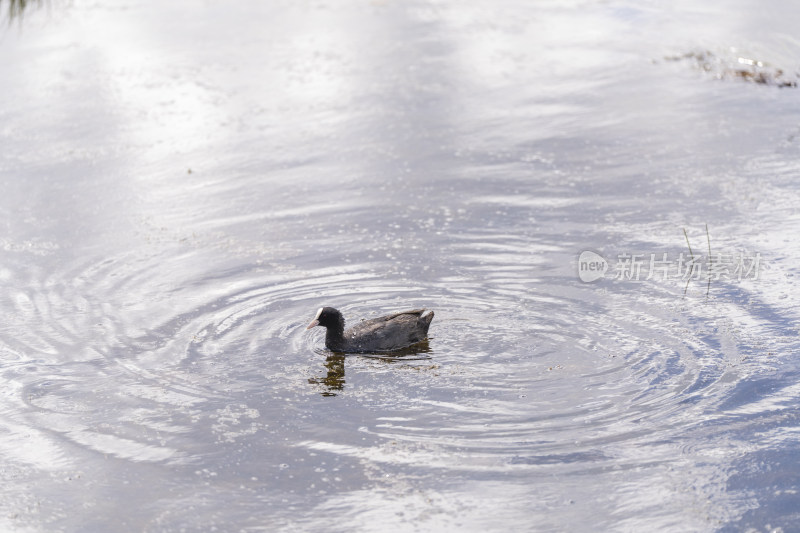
xmin=4 ymin=0 xmax=43 ymax=21
xmin=308 ymin=354 xmax=346 ymax=397
xmin=308 ymin=340 xmax=432 ymax=397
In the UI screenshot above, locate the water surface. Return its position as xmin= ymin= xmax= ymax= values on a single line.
xmin=2 ymin=0 xmax=800 ymax=531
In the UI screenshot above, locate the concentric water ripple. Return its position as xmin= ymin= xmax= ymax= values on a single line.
xmin=2 ymin=190 xmax=797 ymax=531
xmin=2 ymin=217 xmax=789 ymax=480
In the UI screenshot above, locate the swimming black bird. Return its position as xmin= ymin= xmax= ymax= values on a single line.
xmin=306 ymin=307 xmax=434 ymax=352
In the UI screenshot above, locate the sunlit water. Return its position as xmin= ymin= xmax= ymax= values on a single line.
xmin=2 ymin=0 xmax=800 ymax=531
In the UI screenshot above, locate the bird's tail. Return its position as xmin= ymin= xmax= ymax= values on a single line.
xmin=420 ymin=310 xmax=434 ymax=332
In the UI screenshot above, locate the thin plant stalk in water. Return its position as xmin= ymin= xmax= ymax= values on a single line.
xmin=682 ymin=225 xmax=712 ymax=297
